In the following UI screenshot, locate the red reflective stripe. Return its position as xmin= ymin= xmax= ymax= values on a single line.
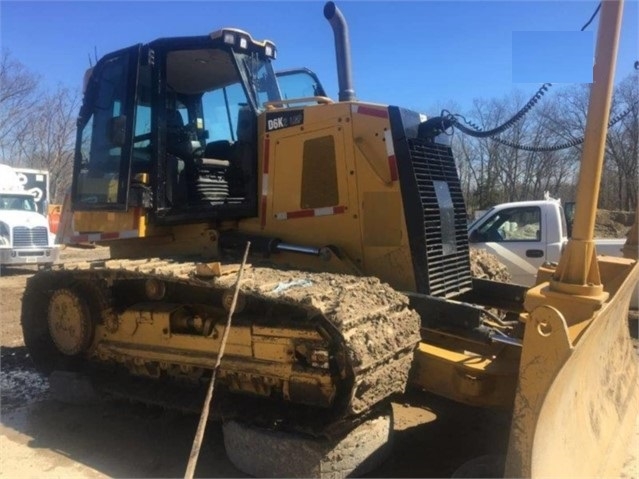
xmin=285 ymin=209 xmax=316 ymax=219
xmin=132 ymin=207 xmax=141 ymax=229
xmin=74 ymin=234 xmax=89 ymax=243
xmin=101 ymin=232 xmax=120 ymax=240
xmin=333 ymin=205 xmax=346 ymax=214
xmin=388 ymin=155 xmax=398 ymax=181
xmin=356 ymin=106 xmax=388 ymax=119
xmin=263 ymin=138 xmax=270 ymax=173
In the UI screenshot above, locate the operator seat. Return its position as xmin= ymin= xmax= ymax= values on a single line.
xmin=227 ymin=105 xmax=257 ymax=199
xmin=166 ymin=109 xmax=194 ymax=159
xmin=204 ymin=140 xmax=233 ymax=161
xmin=190 ymin=139 xmax=231 ymax=205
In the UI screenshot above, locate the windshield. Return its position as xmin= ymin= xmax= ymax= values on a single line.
xmin=0 ymin=194 xmax=37 ymax=212
xmin=235 ymin=52 xmax=281 ymax=112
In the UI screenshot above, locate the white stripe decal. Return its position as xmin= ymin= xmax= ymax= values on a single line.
xmin=384 ymin=130 xmax=395 ymax=156
xmin=65 ymin=229 xmax=140 ymax=243
xmin=314 ymin=207 xmax=334 ymax=216
xmin=119 ymin=230 xmax=140 ymax=239
xmin=262 ymin=174 xmax=269 ymax=196
xmin=485 ymin=243 xmax=540 ymax=276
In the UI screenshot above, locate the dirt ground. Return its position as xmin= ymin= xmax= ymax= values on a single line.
xmin=1 ymin=246 xmax=637 ymax=478
xmin=595 ymin=209 xmax=635 ymax=239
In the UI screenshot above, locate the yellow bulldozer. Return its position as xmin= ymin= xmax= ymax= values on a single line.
xmin=22 ymin=1 xmax=637 ymax=477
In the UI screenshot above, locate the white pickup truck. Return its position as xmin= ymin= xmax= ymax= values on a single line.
xmin=468 ymin=198 xmax=631 ymax=286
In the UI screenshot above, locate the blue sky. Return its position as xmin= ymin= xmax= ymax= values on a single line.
xmin=1 ymin=1 xmax=637 ymax=116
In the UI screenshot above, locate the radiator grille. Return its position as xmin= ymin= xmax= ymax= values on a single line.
xmin=405 ymin=139 xmax=472 ymax=297
xmin=12 ymin=226 xmax=49 ymax=247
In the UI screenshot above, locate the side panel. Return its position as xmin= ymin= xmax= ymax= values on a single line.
xmin=350 ymin=104 xmax=416 ymax=291
xmin=243 ymin=103 xmax=363 ymax=262
xmin=242 ymin=101 xmax=421 ymax=292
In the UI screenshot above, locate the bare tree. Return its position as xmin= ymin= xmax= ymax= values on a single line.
xmin=605 ymin=74 xmax=638 ymax=211
xmin=450 ymin=75 xmax=637 ymax=213
xmin=16 ymin=87 xmax=80 ymax=202
xmin=0 ymin=50 xmax=39 ymax=164
xmin=1 ymin=50 xmax=80 ymax=203
xmin=533 ymin=76 xmax=637 ymax=210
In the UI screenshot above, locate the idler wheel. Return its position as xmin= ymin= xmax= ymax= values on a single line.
xmin=47 ymin=288 xmax=94 ymax=356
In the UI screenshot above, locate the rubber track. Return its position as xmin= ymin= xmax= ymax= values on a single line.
xmin=33 ymin=257 xmax=422 ymax=419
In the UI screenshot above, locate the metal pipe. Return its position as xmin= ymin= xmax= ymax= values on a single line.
xmin=489 ymin=331 xmax=523 ymax=348
xmin=571 ymin=0 xmax=623 ymax=243
xmin=324 ymin=2 xmax=356 ymax=102
xmin=275 ymin=242 xmax=321 ymax=256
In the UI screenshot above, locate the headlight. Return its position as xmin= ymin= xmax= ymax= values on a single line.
xmin=264 ymin=42 xmax=277 ymax=59
xmin=0 ymin=222 xmax=10 ymax=246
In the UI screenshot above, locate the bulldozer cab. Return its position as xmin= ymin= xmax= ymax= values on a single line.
xmin=72 ymin=30 xmax=292 ymax=224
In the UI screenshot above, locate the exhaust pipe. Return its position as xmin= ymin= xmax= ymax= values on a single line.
xmin=324 ymin=2 xmax=356 ymax=102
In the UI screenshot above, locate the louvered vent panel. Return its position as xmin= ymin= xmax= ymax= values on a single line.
xmin=406 ymin=139 xmax=472 ymax=297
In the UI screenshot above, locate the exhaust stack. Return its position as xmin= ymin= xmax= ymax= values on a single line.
xmin=324 ymin=2 xmax=356 ymax=102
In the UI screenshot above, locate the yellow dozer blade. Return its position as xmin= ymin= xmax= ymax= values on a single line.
xmin=506 ymin=256 xmax=639 ymax=477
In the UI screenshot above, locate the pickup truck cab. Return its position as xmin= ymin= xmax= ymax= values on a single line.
xmin=468 ymin=199 xmax=626 ymax=286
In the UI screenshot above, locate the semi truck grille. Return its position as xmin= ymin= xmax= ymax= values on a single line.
xmin=13 ymin=226 xmax=49 ymax=247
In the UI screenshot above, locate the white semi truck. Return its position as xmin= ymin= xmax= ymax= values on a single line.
xmin=0 ymin=164 xmax=59 ymax=268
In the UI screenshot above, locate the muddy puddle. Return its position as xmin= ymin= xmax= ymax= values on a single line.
xmin=0 ymin=346 xmax=49 ymax=411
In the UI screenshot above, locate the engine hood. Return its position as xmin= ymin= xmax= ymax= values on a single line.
xmin=0 ymin=210 xmax=49 ymax=229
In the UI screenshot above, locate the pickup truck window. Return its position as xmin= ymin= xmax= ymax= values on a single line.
xmin=473 ymin=206 xmax=541 ymax=242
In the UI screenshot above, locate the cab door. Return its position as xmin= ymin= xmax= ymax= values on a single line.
xmin=73 ymin=45 xmax=141 ymax=210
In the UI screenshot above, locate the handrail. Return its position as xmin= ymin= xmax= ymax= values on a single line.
xmin=263 ymin=96 xmax=334 ymax=109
